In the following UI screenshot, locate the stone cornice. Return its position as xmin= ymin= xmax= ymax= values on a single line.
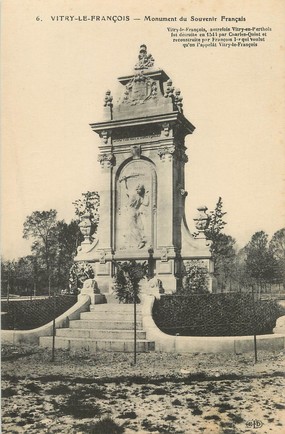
xmin=90 ymin=112 xmax=195 ymax=136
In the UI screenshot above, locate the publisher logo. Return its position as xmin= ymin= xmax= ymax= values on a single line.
xmin=246 ymin=420 xmax=263 ymax=429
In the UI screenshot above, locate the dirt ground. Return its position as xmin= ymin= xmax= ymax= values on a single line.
xmin=1 ymin=344 xmax=285 ymax=434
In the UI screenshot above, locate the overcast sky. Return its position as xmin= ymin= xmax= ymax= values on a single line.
xmin=2 ymin=0 xmax=285 ymax=260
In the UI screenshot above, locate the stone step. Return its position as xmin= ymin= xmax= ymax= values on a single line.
xmin=38 ymin=302 xmax=153 ymax=354
xmin=40 ymin=336 xmax=155 ymax=353
xmin=69 ymin=320 xmax=143 ymax=330
xmin=90 ymin=303 xmax=142 ymax=313
xmin=56 ymin=328 xmax=146 ymax=340
xmin=104 ymin=294 xmax=135 ymax=304
xmin=80 ymin=311 xmax=142 ymax=321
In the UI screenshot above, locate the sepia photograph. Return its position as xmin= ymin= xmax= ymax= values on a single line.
xmin=1 ymin=1 xmax=285 ymax=433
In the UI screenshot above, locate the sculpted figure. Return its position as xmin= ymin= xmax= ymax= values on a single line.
xmin=120 ymin=176 xmax=149 ymax=249
xmin=134 ymin=44 xmax=155 ymax=70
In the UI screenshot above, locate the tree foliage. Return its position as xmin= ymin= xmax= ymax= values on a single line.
xmin=52 ymin=220 xmax=83 ymax=290
xmin=205 ymin=197 xmax=227 ymax=243
xmin=269 ymin=228 xmax=285 ymax=259
xmin=1 ymin=259 xmax=17 ymax=295
xmin=23 ymin=210 xmax=58 ymax=294
xmin=69 ymin=261 xmax=95 ymax=290
xmin=204 ymin=197 xmax=237 ymax=289
xmin=1 ymin=256 xmax=43 ymax=296
xmin=18 ymin=210 xmax=82 ymax=294
xmin=113 ymin=260 xmax=148 ymax=303
xmin=269 ymin=228 xmax=285 ymax=288
xmin=3 ymin=195 xmax=101 ymax=296
xmin=245 ymin=231 xmax=278 ymax=291
xmin=23 ymin=209 xmax=57 ymax=241
xmin=213 ymin=233 xmax=236 ymax=289
xmin=181 ymin=260 xmax=209 ymax=294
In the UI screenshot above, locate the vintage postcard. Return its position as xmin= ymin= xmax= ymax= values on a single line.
xmin=1 ymin=0 xmax=285 ymax=433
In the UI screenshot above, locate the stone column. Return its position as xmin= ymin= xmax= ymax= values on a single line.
xmin=155 ymin=144 xmax=178 ymax=291
xmin=156 ymin=145 xmax=175 ymax=248
xmin=94 ymin=151 xmax=115 ymax=292
xmin=97 ymin=152 xmax=115 ymax=252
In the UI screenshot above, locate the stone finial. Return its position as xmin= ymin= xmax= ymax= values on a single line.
xmin=174 ymin=89 xmax=183 ymax=112
xmin=164 ymin=80 xmax=183 ymax=112
xmin=164 ymin=79 xmax=175 ymax=98
xmin=104 ymin=90 xmax=113 ymax=108
xmin=134 ymin=44 xmax=155 ymax=70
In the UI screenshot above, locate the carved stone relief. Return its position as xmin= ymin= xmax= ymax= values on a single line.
xmin=161 ymin=122 xmax=171 ymax=137
xmin=98 ymin=153 xmax=115 ymax=169
xmin=157 ymin=145 xmax=176 ymax=162
xmin=161 ymin=247 xmax=168 ymax=262
xmin=100 ymin=130 xmax=109 ymax=144
xmin=131 ymin=145 xmax=141 ymax=159
xmin=98 ymin=250 xmax=106 ymax=264
xmin=116 ymin=160 xmax=156 ymax=251
xmin=121 ymin=74 xmax=159 ymax=106
xmin=157 ymin=146 xmax=188 ymax=163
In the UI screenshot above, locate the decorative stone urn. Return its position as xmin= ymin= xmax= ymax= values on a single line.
xmin=79 ymin=213 xmax=92 ymax=243
xmin=193 ymin=206 xmax=210 ymax=238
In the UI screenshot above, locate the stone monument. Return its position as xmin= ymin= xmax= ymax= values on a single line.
xmin=75 ymin=44 xmax=213 ymax=293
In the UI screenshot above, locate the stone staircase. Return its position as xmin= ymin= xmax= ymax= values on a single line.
xmin=40 ymin=303 xmax=155 ymax=353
